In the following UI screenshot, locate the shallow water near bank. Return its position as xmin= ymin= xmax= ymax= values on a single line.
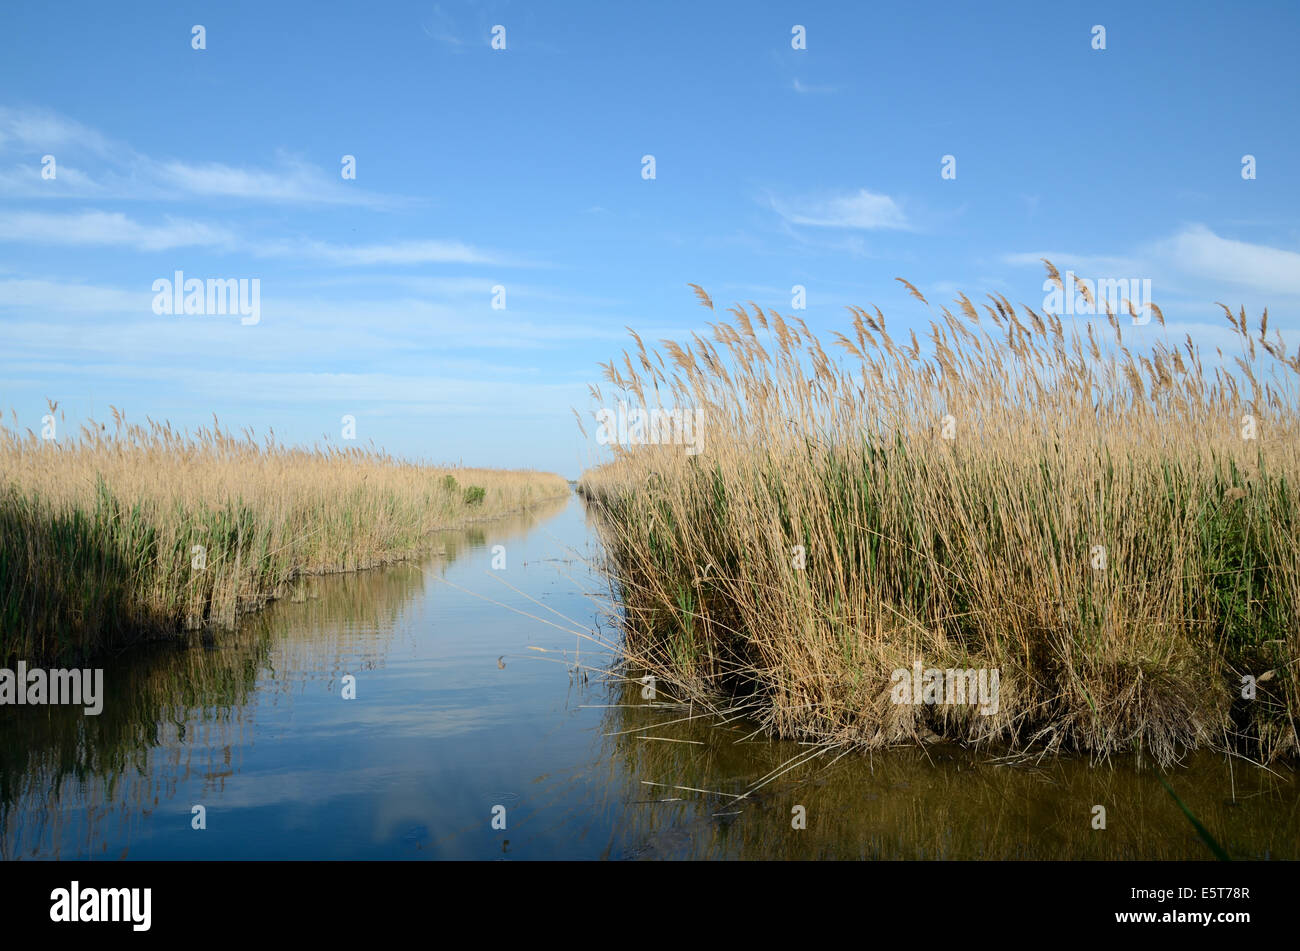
xmin=2 ymin=493 xmax=1297 ymax=860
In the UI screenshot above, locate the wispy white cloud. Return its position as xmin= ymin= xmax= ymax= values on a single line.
xmin=768 ymin=188 xmax=908 ymax=230
xmin=304 ymin=273 xmax=626 ymax=308
xmin=0 ymin=107 xmax=115 ymax=155
xmin=256 ymin=237 xmax=497 ymax=266
xmin=420 ymin=3 xmax=468 ymax=47
xmin=151 ymin=155 xmax=395 ymax=207
xmin=0 ymin=209 xmax=236 ymax=250
xmin=1153 ymin=225 xmax=1300 ymax=297
xmin=0 ymin=162 xmax=107 ymax=196
xmin=0 ymin=107 xmax=401 ymax=208
xmin=792 ymin=78 xmax=838 ymax=94
xmin=0 ymin=277 xmax=147 ymax=312
xmin=1006 ymin=225 xmax=1300 ymax=301
xmin=0 ymin=209 xmax=504 ymax=264
xmin=0 ymin=278 xmax=636 ymax=356
xmin=1002 ymin=250 xmax=1141 ymax=276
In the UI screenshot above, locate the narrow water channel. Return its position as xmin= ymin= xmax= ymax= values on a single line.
xmin=2 ymin=493 xmax=1296 ymax=860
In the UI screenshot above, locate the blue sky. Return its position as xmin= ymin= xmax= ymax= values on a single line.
xmin=2 ymin=0 xmax=1298 ymax=478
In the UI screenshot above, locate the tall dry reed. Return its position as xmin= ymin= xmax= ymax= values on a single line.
xmin=579 ymin=264 xmax=1300 ymax=765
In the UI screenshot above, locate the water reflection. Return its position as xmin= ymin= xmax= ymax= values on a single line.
xmin=0 ymin=497 xmax=568 ymax=859
xmin=590 ymin=679 xmax=1300 ymax=860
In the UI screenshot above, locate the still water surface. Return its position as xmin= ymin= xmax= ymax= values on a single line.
xmin=2 ymin=494 xmax=1297 ymax=860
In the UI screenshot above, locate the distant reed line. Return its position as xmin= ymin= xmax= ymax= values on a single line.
xmin=1 ymin=408 xmax=569 ymax=665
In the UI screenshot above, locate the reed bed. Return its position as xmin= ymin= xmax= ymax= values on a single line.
xmin=579 ymin=264 xmax=1300 ymax=766
xmin=0 ymin=409 xmax=569 ymax=665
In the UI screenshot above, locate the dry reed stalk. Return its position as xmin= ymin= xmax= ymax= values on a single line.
xmin=580 ymin=265 xmax=1300 ymax=765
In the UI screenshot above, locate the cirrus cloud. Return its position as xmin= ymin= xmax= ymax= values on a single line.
xmin=768 ymin=188 xmax=908 ymax=230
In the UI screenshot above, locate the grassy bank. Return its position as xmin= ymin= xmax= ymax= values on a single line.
xmin=579 ymin=267 xmax=1300 ymax=765
xmin=1 ymin=410 xmax=569 ymax=665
